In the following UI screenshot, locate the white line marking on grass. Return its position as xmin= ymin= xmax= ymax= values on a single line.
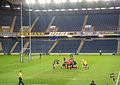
xmin=71 ymin=78 xmax=77 ymax=80
xmin=116 ymin=71 xmax=120 ymax=85
xmin=0 ymin=82 xmax=17 ymax=85
xmin=0 ymin=83 xmax=48 ymax=85
xmin=66 ymin=78 xmax=78 ymax=80
xmin=0 ymin=63 xmax=17 ymax=68
xmin=30 ymin=84 xmax=48 ymax=85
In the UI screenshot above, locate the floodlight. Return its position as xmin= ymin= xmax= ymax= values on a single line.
xmin=3 ymin=36 xmax=9 ymax=38
xmin=42 ymin=10 xmax=47 ymax=12
xmin=61 ymin=9 xmax=65 ymax=11
xmin=46 ymin=0 xmax=51 ymax=4
xmin=61 ymin=0 xmax=66 ymax=3
xmin=26 ymin=0 xmax=35 ymax=4
xmin=55 ymin=9 xmax=60 ymax=11
xmin=68 ymin=9 xmax=73 ymax=11
xmin=101 ymin=7 xmax=106 ymax=10
xmin=48 ymin=9 xmax=52 ymax=11
xmin=87 ymin=8 xmax=92 ymax=10
xmin=13 ymin=7 xmax=20 ymax=10
xmin=26 ymin=0 xmax=30 ymax=4
xmin=102 ymin=0 xmax=111 ymax=2
xmin=30 ymin=0 xmax=35 ymax=4
xmin=103 ymin=0 xmax=109 ymax=1
xmin=21 ymin=36 xmax=25 ymax=38
xmin=78 ymin=0 xmax=82 ymax=2
xmin=94 ymin=0 xmax=99 ymax=1
xmin=35 ymin=9 xmax=40 ymax=12
xmin=67 ymin=35 xmax=72 ymax=37
xmin=74 ymin=8 xmax=79 ymax=11
xmin=29 ymin=9 xmax=32 ymax=11
xmin=109 ymin=7 xmax=114 ymax=9
xmin=86 ymin=0 xmax=93 ymax=2
xmin=38 ymin=0 xmax=46 ymax=4
xmin=17 ymin=7 xmax=20 ymax=10
xmin=86 ymin=0 xmax=99 ymax=2
xmin=54 ymin=0 xmax=62 ymax=4
xmin=81 ymin=8 xmax=86 ymax=10
xmin=115 ymin=7 xmax=120 ymax=9
xmin=70 ymin=0 xmax=78 ymax=3
xmin=98 ymin=35 xmax=104 ymax=37
xmin=5 ymin=5 xmax=10 ymax=8
xmin=95 ymin=8 xmax=100 ymax=10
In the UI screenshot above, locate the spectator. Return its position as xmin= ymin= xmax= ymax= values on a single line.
xmin=40 ymin=52 xmax=42 ymax=59
xmin=99 ymin=50 xmax=102 ymax=55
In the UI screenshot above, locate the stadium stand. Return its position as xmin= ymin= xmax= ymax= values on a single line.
xmin=0 ymin=38 xmax=17 ymax=54
xmin=0 ymin=11 xmax=120 ymax=54
xmin=80 ymin=40 xmax=118 ymax=53
xmin=86 ymin=14 xmax=119 ymax=31
xmin=13 ymin=16 xmax=21 ymax=32
xmin=11 ymin=39 xmax=54 ymax=53
xmin=0 ymin=15 xmax=13 ymax=26
xmin=0 ymin=41 xmax=3 ymax=53
xmin=12 ymin=39 xmax=25 ymax=53
xmin=52 ymin=15 xmax=85 ymax=31
xmin=14 ymin=16 xmax=37 ymax=32
xmin=12 ymin=13 xmax=119 ymax=32
xmin=32 ymin=16 xmax=53 ymax=32
xmin=12 ymin=42 xmax=21 ymax=53
xmin=51 ymin=40 xmax=81 ymax=53
xmin=31 ymin=40 xmax=55 ymax=53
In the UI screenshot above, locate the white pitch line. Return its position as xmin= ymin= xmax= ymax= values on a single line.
xmin=0 ymin=63 xmax=17 ymax=68
xmin=116 ymin=71 xmax=120 ymax=85
xmin=71 ymin=78 xmax=77 ymax=80
xmin=0 ymin=82 xmax=17 ymax=85
xmin=0 ymin=83 xmax=48 ymax=85
xmin=30 ymin=84 xmax=48 ymax=85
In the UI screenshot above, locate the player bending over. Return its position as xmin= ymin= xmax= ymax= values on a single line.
xmin=52 ymin=60 xmax=60 ymax=69
xmin=81 ymin=59 xmax=89 ymax=70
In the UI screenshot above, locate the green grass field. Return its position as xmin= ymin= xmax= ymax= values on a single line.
xmin=0 ymin=54 xmax=120 ymax=85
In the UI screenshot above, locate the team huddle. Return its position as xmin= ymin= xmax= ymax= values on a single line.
xmin=52 ymin=55 xmax=89 ymax=70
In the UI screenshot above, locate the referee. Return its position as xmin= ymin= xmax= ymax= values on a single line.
xmin=18 ymin=70 xmax=24 ymax=85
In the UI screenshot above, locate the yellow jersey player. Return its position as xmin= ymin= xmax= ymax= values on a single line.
xmin=82 ymin=59 xmax=89 ymax=70
xmin=18 ymin=70 xmax=24 ymax=85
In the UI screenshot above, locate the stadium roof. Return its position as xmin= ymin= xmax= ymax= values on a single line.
xmin=0 ymin=0 xmax=120 ymax=15
xmin=5 ymin=0 xmax=120 ymax=5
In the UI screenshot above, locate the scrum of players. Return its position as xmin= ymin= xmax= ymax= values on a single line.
xmin=52 ymin=54 xmax=89 ymax=70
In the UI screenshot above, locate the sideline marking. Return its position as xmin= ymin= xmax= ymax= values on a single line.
xmin=116 ymin=71 xmax=120 ymax=85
